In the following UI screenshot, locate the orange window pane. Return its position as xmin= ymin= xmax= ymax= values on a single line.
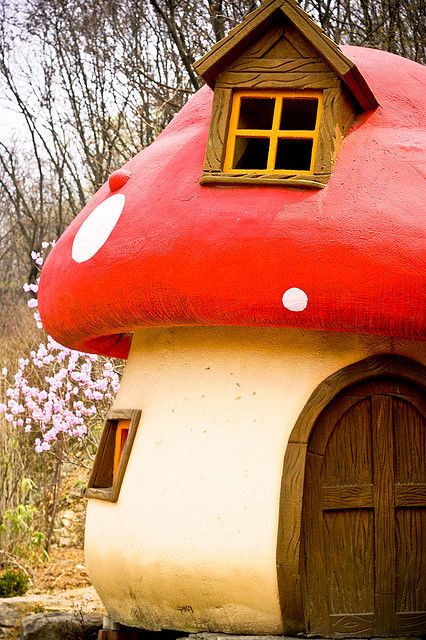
xmin=113 ymin=419 xmax=130 ymax=479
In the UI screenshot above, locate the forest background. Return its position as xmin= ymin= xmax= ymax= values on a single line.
xmin=0 ymin=0 xmax=424 ymax=589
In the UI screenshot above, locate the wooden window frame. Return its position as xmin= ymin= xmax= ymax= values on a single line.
xmin=223 ymin=90 xmax=322 ymax=176
xmin=201 ymin=82 xmax=356 ymax=190
xmin=86 ymin=409 xmax=141 ymax=503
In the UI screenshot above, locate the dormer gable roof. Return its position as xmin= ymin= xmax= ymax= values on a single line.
xmin=194 ymin=0 xmax=378 ymax=112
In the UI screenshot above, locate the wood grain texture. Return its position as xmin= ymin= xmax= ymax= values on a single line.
xmin=396 ymin=611 xmax=426 ymax=633
xmin=394 ymin=397 xmax=426 ymax=483
xmin=281 ymin=18 xmax=322 ymax=58
xmin=303 ymin=382 xmax=425 ymax=635
xmin=314 ymin=87 xmax=339 ymax=176
xmin=242 ymin=23 xmax=286 ymax=58
xmin=322 ymin=484 xmax=374 ymax=510
xmin=372 ymin=395 xmax=395 ymax=634
xmin=287 ymin=355 xmax=426 ymax=444
xmin=277 ymin=441 xmax=307 ymax=632
xmin=395 ymin=484 xmax=426 ymax=507
xmin=193 ymin=0 xmax=284 ymax=83
xmin=216 ymin=70 xmax=339 ymax=89
xmin=86 ymin=409 xmax=142 ymax=503
xmin=203 ymin=87 xmax=233 ymax=172
xmin=393 ymin=390 xmax=426 ymax=629
xmin=198 ymin=6 xmax=366 ymax=189
xmin=325 ymin=510 xmax=374 ymax=615
xmin=194 ymin=0 xmax=377 ymax=109
xmin=228 ymin=17 xmax=331 ymax=66
xmin=228 ymin=57 xmax=331 ymax=74
xmin=396 ymin=509 xmax=425 ymax=615
xmin=343 ymin=65 xmax=379 ymax=111
xmin=335 ymin=85 xmax=358 ymax=150
xmin=200 ymin=171 xmax=328 ymax=188
xmin=302 ymin=394 xmax=376 ymax=634
xmin=302 ymin=451 xmax=329 ymax=634
xmin=329 ymin=613 xmax=374 ymax=635
xmin=278 ymin=355 xmax=426 ymax=634
xmin=279 ymin=2 xmax=351 ymax=75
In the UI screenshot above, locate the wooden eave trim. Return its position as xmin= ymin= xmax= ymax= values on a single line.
xmin=343 ymin=65 xmax=379 ymax=111
xmin=280 ymin=3 xmax=377 ymax=111
xmin=194 ymin=0 xmax=378 ymax=113
xmin=281 ymin=4 xmax=379 ymax=111
xmin=279 ymin=3 xmax=352 ymax=76
xmin=193 ymin=0 xmax=288 ymax=86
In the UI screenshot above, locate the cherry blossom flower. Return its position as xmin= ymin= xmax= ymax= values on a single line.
xmin=0 ymin=243 xmax=121 ymax=452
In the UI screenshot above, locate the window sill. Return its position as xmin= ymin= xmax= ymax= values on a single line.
xmin=200 ymin=170 xmax=328 ymax=189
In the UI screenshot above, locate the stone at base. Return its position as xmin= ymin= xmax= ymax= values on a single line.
xmin=20 ymin=611 xmax=103 ymax=639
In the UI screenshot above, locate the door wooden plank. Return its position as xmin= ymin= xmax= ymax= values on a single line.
xmin=372 ymin=395 xmax=396 ymax=635
xmin=393 ymin=391 xmax=426 ymax=625
xmin=324 ymin=510 xmax=374 ymax=615
xmin=302 ymin=452 xmax=329 ymax=634
xmin=393 ymin=398 xmax=425 ymax=484
xmin=395 ymin=484 xmax=426 ymax=507
xmin=396 ymin=611 xmax=426 ymax=632
xmin=303 ymin=394 xmax=375 ymax=635
xmin=308 ymin=396 xmax=358 ymax=455
xmin=329 ymin=613 xmax=374 ymax=635
xmin=302 ymin=376 xmax=425 ymax=637
xmin=323 ymin=484 xmax=373 ymax=510
xmin=396 ymin=508 xmax=426 ymax=615
xmin=321 ymin=398 xmax=372 ymax=486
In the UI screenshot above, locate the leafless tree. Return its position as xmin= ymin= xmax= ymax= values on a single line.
xmin=0 ymin=0 xmax=424 ymax=286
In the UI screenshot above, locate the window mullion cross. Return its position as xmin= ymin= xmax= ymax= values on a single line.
xmin=267 ymin=96 xmax=282 ymax=170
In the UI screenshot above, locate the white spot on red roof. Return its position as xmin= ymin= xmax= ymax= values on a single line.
xmin=72 ymin=194 xmax=125 ymax=263
xmin=282 ymin=288 xmax=308 ymax=312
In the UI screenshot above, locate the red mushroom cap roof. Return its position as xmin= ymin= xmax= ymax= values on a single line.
xmin=38 ymin=46 xmax=426 ymax=359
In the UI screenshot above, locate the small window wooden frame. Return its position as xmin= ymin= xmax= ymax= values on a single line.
xmin=223 ymin=90 xmax=322 ymax=176
xmin=201 ymin=81 xmax=355 ymax=189
xmin=86 ymin=409 xmax=141 ymax=503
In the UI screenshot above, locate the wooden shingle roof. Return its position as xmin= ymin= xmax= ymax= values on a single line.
xmin=194 ymin=0 xmax=378 ymax=111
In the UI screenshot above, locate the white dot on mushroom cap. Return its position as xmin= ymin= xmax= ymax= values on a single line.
xmin=282 ymin=287 xmax=308 ymax=312
xmin=71 ymin=194 xmax=125 ymax=263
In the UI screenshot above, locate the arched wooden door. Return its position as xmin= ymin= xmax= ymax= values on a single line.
xmin=301 ymin=377 xmax=426 ymax=637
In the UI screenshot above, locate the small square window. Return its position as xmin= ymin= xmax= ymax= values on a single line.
xmin=224 ymin=90 xmax=321 ymax=176
xmin=280 ymin=98 xmax=318 ymax=131
xmin=276 ymin=138 xmax=314 ymax=171
xmin=234 ymin=137 xmax=270 ymax=169
xmin=86 ymin=409 xmax=141 ymax=502
xmin=238 ymin=97 xmax=275 ymax=129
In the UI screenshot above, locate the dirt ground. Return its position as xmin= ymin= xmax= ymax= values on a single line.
xmin=29 ymin=547 xmax=92 ymax=594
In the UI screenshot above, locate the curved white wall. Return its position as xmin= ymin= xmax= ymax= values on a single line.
xmin=85 ymin=326 xmax=426 ymax=633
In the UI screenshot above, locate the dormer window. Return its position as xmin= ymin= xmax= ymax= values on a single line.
xmin=193 ymin=0 xmax=377 ymax=189
xmin=224 ymin=90 xmax=321 ymax=175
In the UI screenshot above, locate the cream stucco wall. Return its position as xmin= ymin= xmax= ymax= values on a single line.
xmin=85 ymin=326 xmax=426 ymax=633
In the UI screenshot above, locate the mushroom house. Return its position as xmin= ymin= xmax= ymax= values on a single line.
xmin=38 ymin=0 xmax=426 ymax=638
